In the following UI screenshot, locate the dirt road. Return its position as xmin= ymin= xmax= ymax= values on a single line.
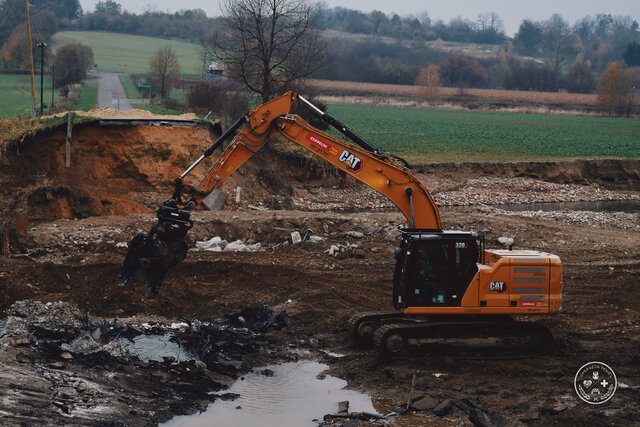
xmin=85 ymin=72 xmax=144 ymax=113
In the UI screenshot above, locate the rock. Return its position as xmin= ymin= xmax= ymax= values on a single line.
xmin=260 ymin=369 xmax=274 ymax=377
xmin=498 ymin=237 xmax=514 ymax=248
xmin=50 ymin=361 xmax=65 ymax=369
xmin=102 ymin=341 xmax=129 ymax=358
xmin=327 ymin=245 xmax=340 ymax=256
xmin=70 ymin=331 xmax=100 ymax=352
xmin=346 ymin=231 xmax=364 ymax=239
xmin=291 ymin=231 xmax=302 ymax=245
xmin=308 ymin=235 xmax=324 ymax=243
xmin=338 ymin=400 xmax=349 ymax=413
xmin=224 ymin=240 xmax=247 ymax=252
xmin=91 ymin=327 xmax=101 ymax=341
xmin=60 ymin=352 xmax=73 ymax=360
xmin=412 ymin=395 xmax=438 ymax=411
xmin=361 ymin=225 xmax=378 ymax=236
xmin=196 ymin=236 xmax=228 ymax=251
xmin=202 ymin=190 xmax=228 ymax=211
xmin=433 ymin=399 xmax=452 ymax=416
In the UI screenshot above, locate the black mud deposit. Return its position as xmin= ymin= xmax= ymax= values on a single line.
xmin=0 ymin=300 xmax=291 ymax=426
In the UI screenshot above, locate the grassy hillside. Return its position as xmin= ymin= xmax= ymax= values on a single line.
xmin=52 ymin=31 xmax=201 ymax=75
xmin=0 ymin=73 xmax=62 ymax=118
xmin=327 ymin=104 xmax=640 ymax=161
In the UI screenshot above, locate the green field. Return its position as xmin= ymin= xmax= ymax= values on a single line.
xmin=52 ymin=31 xmax=201 ymax=75
xmin=72 ymin=84 xmax=98 ymax=111
xmin=0 ymin=73 xmax=63 ymax=118
xmin=118 ymin=74 xmax=141 ymax=99
xmin=327 ymin=104 xmax=640 ymax=161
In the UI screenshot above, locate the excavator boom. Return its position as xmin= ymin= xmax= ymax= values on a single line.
xmin=117 ymin=91 xmax=443 ymax=297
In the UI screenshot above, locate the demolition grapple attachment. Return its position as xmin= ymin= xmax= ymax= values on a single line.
xmin=118 ymin=200 xmax=193 ymax=298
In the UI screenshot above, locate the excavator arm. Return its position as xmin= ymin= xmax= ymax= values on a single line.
xmin=118 ymin=91 xmax=441 ymax=297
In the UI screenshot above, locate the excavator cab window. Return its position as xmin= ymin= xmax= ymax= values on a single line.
xmin=395 ymin=234 xmax=478 ymax=308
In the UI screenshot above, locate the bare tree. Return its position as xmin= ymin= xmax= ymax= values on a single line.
xmin=543 ymin=14 xmax=578 ymax=74
xmin=149 ymin=46 xmax=181 ymax=99
xmin=201 ymin=0 xmax=327 ymax=103
xmin=415 ymin=64 xmax=441 ymax=101
xmin=476 ymin=12 xmax=504 ymax=33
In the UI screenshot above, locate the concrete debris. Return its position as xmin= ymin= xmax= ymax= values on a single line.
xmin=498 ymin=236 xmax=514 ymax=247
xmin=494 ymin=207 xmax=640 ymax=230
xmin=247 ymin=204 xmax=268 ymax=211
xmin=325 ymin=243 xmax=359 ymax=258
xmin=224 ymin=240 xmax=261 ymax=252
xmin=202 ymin=190 xmax=228 ymax=211
xmin=291 ymin=231 xmax=302 ymax=245
xmin=196 ymin=236 xmax=228 ymax=251
xmin=196 ymin=237 xmax=262 ymax=252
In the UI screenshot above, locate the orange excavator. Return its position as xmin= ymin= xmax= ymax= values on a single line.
xmin=119 ymin=91 xmax=562 ymax=356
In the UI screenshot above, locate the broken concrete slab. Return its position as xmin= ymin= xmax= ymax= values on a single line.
xmin=202 ymin=190 xmax=228 ymax=211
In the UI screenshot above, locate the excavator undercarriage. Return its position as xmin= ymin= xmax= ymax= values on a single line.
xmin=349 ymin=312 xmax=552 ymax=358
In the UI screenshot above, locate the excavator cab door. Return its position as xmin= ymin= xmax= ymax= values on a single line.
xmin=393 ymin=231 xmax=478 ymax=309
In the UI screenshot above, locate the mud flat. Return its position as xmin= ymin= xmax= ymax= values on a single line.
xmin=1 ymin=122 xmax=639 ymax=425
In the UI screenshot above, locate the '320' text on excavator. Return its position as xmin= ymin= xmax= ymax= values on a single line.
xmin=118 ymin=91 xmax=562 ymax=356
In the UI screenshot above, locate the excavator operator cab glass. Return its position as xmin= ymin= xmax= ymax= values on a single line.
xmin=394 ymin=233 xmax=479 ymax=308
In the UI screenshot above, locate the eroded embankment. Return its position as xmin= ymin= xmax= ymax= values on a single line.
xmin=418 ymin=159 xmax=640 ymax=191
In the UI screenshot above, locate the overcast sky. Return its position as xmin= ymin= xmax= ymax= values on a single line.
xmin=78 ymin=0 xmax=639 ymax=36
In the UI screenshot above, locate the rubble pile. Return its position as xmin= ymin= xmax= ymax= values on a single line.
xmin=196 ymin=236 xmax=263 ymax=252
xmin=433 ymin=177 xmax=639 ymax=206
xmin=494 ymin=208 xmax=640 ymax=230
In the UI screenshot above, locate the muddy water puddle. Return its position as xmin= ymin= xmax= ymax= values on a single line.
xmin=163 ymin=360 xmax=378 ymax=426
xmin=118 ymin=334 xmax=195 ymax=362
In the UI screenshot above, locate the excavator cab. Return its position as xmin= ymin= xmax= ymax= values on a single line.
xmin=393 ymin=231 xmax=479 ymax=310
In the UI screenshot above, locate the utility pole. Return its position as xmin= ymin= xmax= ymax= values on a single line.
xmin=51 ymin=64 xmax=55 ymax=109
xmin=37 ymin=42 xmax=47 ymax=115
xmin=24 ymin=0 xmax=36 ymax=118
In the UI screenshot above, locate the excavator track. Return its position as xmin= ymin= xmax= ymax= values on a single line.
xmin=348 ymin=311 xmax=417 ymax=343
xmin=372 ymin=320 xmax=552 ymax=359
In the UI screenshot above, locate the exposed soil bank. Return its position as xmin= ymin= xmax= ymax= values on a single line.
xmin=417 ymin=159 xmax=640 ymax=191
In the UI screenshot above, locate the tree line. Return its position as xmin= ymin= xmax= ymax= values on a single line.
xmin=0 ymin=0 xmax=638 ymax=112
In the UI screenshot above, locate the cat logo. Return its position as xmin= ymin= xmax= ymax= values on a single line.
xmin=338 ymin=150 xmax=362 ymax=173
xmin=489 ymin=281 xmax=506 ymax=292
